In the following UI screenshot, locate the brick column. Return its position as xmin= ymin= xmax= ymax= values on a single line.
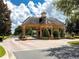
xmin=50 ymin=28 xmax=53 ymax=39
xmin=22 ymin=26 xmax=26 ymax=38
xmin=40 ymin=28 xmax=42 ymax=38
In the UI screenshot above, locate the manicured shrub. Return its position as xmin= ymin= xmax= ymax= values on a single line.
xmin=42 ymin=29 xmax=50 ymax=37
xmin=74 ymin=36 xmax=79 ymax=38
xmin=14 ymin=26 xmax=22 ymax=35
xmin=53 ymin=30 xmax=59 ymax=39
xmin=59 ymin=29 xmax=65 ymax=38
xmin=26 ymin=28 xmax=33 ymax=36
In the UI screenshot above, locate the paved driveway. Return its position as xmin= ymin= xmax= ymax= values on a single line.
xmin=2 ymin=37 xmax=79 ymax=59
xmin=14 ymin=46 xmax=79 ymax=59
xmin=3 ymin=37 xmax=79 ymax=52
xmin=13 ymin=49 xmax=57 ymax=59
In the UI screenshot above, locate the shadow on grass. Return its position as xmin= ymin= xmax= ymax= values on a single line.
xmin=42 ymin=45 xmax=79 ymax=59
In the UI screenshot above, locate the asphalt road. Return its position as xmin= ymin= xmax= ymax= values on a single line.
xmin=13 ymin=49 xmax=57 ymax=59
xmin=13 ymin=46 xmax=79 ymax=59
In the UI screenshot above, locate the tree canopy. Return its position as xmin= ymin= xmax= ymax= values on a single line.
xmin=14 ymin=26 xmax=22 ymax=35
xmin=56 ymin=0 xmax=79 ymax=22
xmin=0 ymin=0 xmax=11 ymax=35
xmin=55 ymin=0 xmax=79 ymax=35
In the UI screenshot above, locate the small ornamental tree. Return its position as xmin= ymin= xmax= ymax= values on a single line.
xmin=26 ymin=28 xmax=33 ymax=36
xmin=53 ymin=30 xmax=59 ymax=39
xmin=14 ymin=26 xmax=22 ymax=35
xmin=42 ymin=29 xmax=50 ymax=37
xmin=59 ymin=29 xmax=65 ymax=38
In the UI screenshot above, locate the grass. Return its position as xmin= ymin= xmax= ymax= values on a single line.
xmin=0 ymin=46 xmax=6 ymax=57
xmin=74 ymin=36 xmax=79 ymax=38
xmin=0 ymin=36 xmax=9 ymax=40
xmin=65 ymin=36 xmax=74 ymax=39
xmin=65 ymin=35 xmax=79 ymax=39
xmin=68 ymin=41 xmax=79 ymax=46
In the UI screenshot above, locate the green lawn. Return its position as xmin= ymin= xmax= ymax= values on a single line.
xmin=0 ymin=36 xmax=9 ymax=40
xmin=0 ymin=46 xmax=6 ymax=57
xmin=68 ymin=41 xmax=79 ymax=46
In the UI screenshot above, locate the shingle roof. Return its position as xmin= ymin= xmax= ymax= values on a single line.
xmin=48 ymin=17 xmax=64 ymax=25
xmin=23 ymin=17 xmax=64 ymax=26
xmin=23 ymin=17 xmax=39 ymax=24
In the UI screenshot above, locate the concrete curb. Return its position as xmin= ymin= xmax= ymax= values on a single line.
xmin=0 ymin=43 xmax=16 ymax=59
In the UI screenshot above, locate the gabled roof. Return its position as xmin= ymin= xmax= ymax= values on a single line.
xmin=22 ymin=17 xmax=64 ymax=26
xmin=48 ymin=17 xmax=64 ymax=25
xmin=23 ymin=17 xmax=39 ymax=24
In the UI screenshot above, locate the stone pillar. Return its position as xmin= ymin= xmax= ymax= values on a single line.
xmin=40 ymin=28 xmax=42 ymax=38
xmin=37 ymin=30 xmax=39 ymax=38
xmin=51 ymin=28 xmax=53 ymax=39
xmin=58 ymin=29 xmax=60 ymax=39
xmin=22 ymin=26 xmax=26 ymax=38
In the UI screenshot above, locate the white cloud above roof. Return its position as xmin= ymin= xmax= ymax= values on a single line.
xmin=3 ymin=0 xmax=67 ymax=33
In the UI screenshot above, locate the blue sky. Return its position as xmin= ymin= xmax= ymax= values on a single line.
xmin=4 ymin=0 xmax=67 ymax=33
xmin=10 ymin=0 xmax=45 ymax=5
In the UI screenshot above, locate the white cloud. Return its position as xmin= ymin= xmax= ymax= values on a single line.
xmin=5 ymin=1 xmax=32 ymax=33
xmin=4 ymin=0 xmax=67 ymax=33
xmin=6 ymin=1 xmax=16 ymax=10
xmin=28 ymin=1 xmax=41 ymax=17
